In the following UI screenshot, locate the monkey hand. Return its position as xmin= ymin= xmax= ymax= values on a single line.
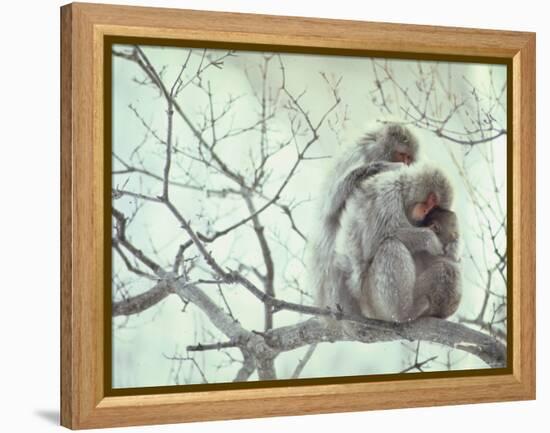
xmin=393 ymin=227 xmax=444 ymax=256
xmin=444 ymin=240 xmax=461 ymax=261
xmin=424 ymin=231 xmax=445 ymax=256
xmin=346 ymin=165 xmax=376 ymax=185
xmin=347 ymin=161 xmax=402 ymax=186
xmin=364 ymin=161 xmax=403 ymax=177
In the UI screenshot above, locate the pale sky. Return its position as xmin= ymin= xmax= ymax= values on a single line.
xmin=111 ymin=44 xmax=507 ymax=388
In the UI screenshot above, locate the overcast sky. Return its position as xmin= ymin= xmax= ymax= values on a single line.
xmin=111 ymin=44 xmax=507 ymax=388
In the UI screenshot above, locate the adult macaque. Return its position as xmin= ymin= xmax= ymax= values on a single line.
xmin=310 ymin=123 xmax=419 ymax=312
xmin=328 ymin=164 xmax=454 ymax=322
xmin=321 ymin=123 xmax=419 ymax=229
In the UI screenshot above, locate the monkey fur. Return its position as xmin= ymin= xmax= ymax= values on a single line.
xmin=404 ymin=207 xmax=462 ymax=319
xmin=336 ymin=155 xmax=461 ymax=320
xmin=309 ymin=123 xmax=419 ymax=314
xmin=324 ymin=163 xmax=454 ymax=323
xmin=321 ymin=123 xmax=419 ymax=229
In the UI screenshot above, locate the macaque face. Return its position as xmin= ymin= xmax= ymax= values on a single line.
xmin=409 ymin=192 xmax=438 ymax=222
xmin=392 ymin=144 xmax=413 ymax=165
xmin=424 ymin=208 xmax=459 ymax=245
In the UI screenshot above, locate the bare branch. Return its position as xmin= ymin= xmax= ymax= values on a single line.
xmin=291 ymin=344 xmax=318 ymax=379
xmin=112 ymin=280 xmax=172 ymax=316
xmin=112 ymin=207 xmax=164 ymax=276
xmin=187 ymin=340 xmax=242 ymax=352
xmin=268 ymin=317 xmax=506 ymax=368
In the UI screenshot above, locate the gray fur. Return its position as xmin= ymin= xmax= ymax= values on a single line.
xmin=320 ymin=163 xmax=454 ymax=322
xmin=321 ymin=123 xmax=419 ymax=229
xmin=309 ymin=123 xmax=419 ymax=314
xmin=409 ymin=208 xmax=462 ymax=319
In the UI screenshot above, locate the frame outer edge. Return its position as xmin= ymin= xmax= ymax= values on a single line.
xmin=520 ymin=33 xmax=536 ymax=398
xmin=512 ymin=33 xmax=536 ymax=400
xmin=61 ymin=2 xmax=536 ymax=428
xmin=60 ymin=3 xmax=74 ymax=429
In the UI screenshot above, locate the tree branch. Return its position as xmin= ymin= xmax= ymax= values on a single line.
xmin=266 ymin=317 xmax=506 ymax=369
xmin=113 ymin=276 xmax=506 ymax=371
xmin=112 ymin=280 xmax=172 ymax=316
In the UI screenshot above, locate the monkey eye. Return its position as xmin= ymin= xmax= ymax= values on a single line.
xmin=430 ymin=223 xmax=440 ymax=233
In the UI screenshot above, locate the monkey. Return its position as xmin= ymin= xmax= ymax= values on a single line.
xmin=399 ymin=207 xmax=462 ymax=320
xmin=309 ymin=123 xmax=419 ymax=312
xmin=321 ymin=123 xmax=419 ymax=230
xmin=316 ymin=150 xmax=461 ymax=321
xmin=325 ymin=153 xmax=461 ymax=320
xmin=330 ymin=163 xmax=454 ymax=323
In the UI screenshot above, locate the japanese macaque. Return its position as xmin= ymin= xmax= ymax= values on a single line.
xmin=309 ymin=123 xmax=419 ymax=312
xmin=322 ymin=163 xmax=454 ymax=322
xmin=401 ymin=207 xmax=462 ymax=319
xmin=321 ymin=123 xmax=419 ymax=230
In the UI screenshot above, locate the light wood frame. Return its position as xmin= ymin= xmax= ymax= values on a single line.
xmin=60 ymin=2 xmax=536 ymax=429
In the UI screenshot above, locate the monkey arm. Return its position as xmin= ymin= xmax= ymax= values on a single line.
xmin=392 ymin=227 xmax=444 ymax=256
xmin=346 ymin=161 xmax=403 ymax=186
xmin=326 ymin=161 xmax=403 ymax=223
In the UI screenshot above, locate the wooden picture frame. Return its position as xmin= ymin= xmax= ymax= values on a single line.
xmin=60 ymin=2 xmax=536 ymax=429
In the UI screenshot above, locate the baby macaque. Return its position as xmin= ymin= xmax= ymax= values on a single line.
xmin=407 ymin=207 xmax=462 ymax=319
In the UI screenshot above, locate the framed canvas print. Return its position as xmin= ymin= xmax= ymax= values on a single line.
xmin=60 ymin=2 xmax=536 ymax=429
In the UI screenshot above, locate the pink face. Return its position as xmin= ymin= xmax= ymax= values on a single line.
xmin=410 ymin=192 xmax=438 ymax=222
xmin=393 ymin=150 xmax=413 ymax=165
